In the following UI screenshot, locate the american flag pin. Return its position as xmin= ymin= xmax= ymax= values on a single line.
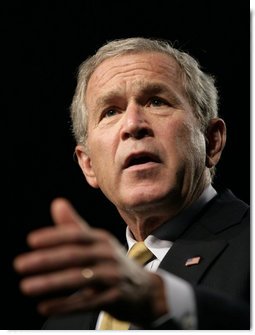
xmin=185 ymin=256 xmax=201 ymax=267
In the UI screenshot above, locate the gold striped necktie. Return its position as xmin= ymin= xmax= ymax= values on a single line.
xmin=99 ymin=242 xmax=154 ymax=330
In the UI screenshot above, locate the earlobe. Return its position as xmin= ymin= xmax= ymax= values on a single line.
xmin=206 ymin=118 xmax=227 ymax=168
xmin=75 ymin=145 xmax=99 ymax=189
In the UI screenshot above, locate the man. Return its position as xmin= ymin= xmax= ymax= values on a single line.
xmin=13 ymin=37 xmax=250 ymax=330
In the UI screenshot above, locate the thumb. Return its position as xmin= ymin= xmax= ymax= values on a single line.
xmin=50 ymin=197 xmax=90 ymax=231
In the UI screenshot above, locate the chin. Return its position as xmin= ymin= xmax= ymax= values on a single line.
xmin=120 ymin=184 xmax=183 ymax=211
xmin=121 ymin=191 xmax=170 ymax=212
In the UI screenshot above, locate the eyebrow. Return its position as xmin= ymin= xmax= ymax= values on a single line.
xmin=139 ymin=82 xmax=173 ymax=97
xmin=138 ymin=82 xmax=183 ymax=106
xmin=95 ymin=82 xmax=182 ymax=108
xmin=95 ymin=90 xmax=122 ymax=108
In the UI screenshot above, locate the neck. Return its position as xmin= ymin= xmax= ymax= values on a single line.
xmin=121 ymin=212 xmax=175 ymax=241
xmin=118 ymin=180 xmax=210 ymax=241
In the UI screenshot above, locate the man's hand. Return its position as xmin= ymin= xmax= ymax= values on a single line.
xmin=13 ymin=198 xmax=167 ymax=325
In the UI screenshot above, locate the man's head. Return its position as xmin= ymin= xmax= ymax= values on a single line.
xmin=72 ymin=37 xmax=226 ymax=226
xmin=71 ymin=37 xmax=219 ymax=146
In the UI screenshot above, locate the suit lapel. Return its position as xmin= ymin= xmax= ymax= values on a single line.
xmin=158 ymin=189 xmax=248 ymax=285
xmin=159 ymin=239 xmax=227 ymax=284
xmin=88 ymin=312 xmax=100 ymax=330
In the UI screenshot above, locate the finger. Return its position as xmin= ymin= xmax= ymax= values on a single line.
xmin=37 ymin=288 xmax=98 ymax=315
xmin=36 ymin=286 xmax=119 ymax=316
xmin=26 ymin=226 xmax=94 ymax=249
xmin=51 ymin=198 xmax=90 ymax=231
xmin=14 ymin=238 xmax=116 ymax=274
xmin=26 ymin=225 xmax=113 ymax=250
xmin=19 ymin=267 xmax=91 ymax=296
xmin=14 ymin=244 xmax=96 ymax=274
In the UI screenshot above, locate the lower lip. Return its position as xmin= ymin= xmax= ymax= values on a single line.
xmin=125 ymin=162 xmax=160 ymax=171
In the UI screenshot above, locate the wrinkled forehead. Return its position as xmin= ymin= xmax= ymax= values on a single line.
xmin=86 ymin=52 xmax=183 ymax=97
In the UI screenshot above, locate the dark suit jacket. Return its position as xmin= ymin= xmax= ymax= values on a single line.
xmin=43 ymin=189 xmax=250 ymax=330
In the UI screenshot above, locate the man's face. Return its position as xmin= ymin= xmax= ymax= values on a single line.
xmin=79 ymin=52 xmax=207 ymax=213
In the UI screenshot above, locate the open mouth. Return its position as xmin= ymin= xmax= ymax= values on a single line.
xmin=124 ymin=153 xmax=161 ymax=169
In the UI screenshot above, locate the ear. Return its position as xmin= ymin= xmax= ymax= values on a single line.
xmin=205 ymin=118 xmax=227 ymax=168
xmin=75 ymin=145 xmax=99 ymax=189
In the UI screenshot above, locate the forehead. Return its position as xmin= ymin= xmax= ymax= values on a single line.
xmin=86 ymin=52 xmax=183 ymax=96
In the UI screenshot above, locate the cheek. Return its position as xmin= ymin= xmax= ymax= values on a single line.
xmin=87 ymin=134 xmax=116 ymax=182
xmin=167 ymin=120 xmax=206 ymax=165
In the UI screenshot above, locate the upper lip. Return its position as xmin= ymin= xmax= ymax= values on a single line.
xmin=123 ymin=151 xmax=161 ymax=169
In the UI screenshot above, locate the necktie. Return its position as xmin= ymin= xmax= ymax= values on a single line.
xmin=99 ymin=242 xmax=154 ymax=330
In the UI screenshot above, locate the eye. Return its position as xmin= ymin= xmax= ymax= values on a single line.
xmin=105 ymin=109 xmax=118 ymax=117
xmin=149 ymin=97 xmax=167 ymax=107
xmin=101 ymin=108 xmax=119 ymax=119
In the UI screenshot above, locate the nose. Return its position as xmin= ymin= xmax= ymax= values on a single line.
xmin=120 ymin=103 xmax=153 ymax=140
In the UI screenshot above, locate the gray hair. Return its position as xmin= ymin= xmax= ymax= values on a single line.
xmin=70 ymin=37 xmax=219 ymax=146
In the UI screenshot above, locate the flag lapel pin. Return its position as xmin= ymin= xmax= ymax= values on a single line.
xmin=185 ymin=256 xmax=201 ymax=267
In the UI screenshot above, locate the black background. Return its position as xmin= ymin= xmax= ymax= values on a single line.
xmin=4 ymin=1 xmax=249 ymax=329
